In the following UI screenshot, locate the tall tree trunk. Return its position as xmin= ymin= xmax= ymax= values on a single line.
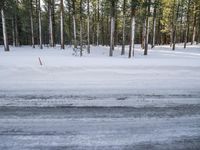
xmin=30 ymin=0 xmax=35 ymax=48
xmin=87 ymin=0 xmax=90 ymax=53
xmin=106 ymin=13 xmax=109 ymax=46
xmin=97 ymin=0 xmax=100 ymax=46
xmin=151 ymin=0 xmax=157 ymax=48
xmin=172 ymin=0 xmax=179 ymax=50
xmin=191 ymin=4 xmax=197 ymax=45
xmin=170 ymin=28 xmax=173 ymax=47
xmin=184 ymin=0 xmax=191 ymax=48
xmin=197 ymin=5 xmax=200 ymax=45
xmin=38 ymin=0 xmax=43 ymax=49
xmin=1 ymin=9 xmax=9 ymax=51
xmin=12 ymin=17 xmax=16 ymax=47
xmin=109 ymin=1 xmax=115 ymax=56
xmin=80 ymin=0 xmax=83 ymax=56
xmin=180 ymin=0 xmax=184 ymax=43
xmin=144 ymin=0 xmax=150 ymax=55
xmin=60 ymin=0 xmax=64 ymax=49
xmin=68 ymin=1 xmax=72 ymax=45
xmin=15 ymin=0 xmax=20 ymax=46
xmin=52 ymin=0 xmax=56 ymax=46
xmin=157 ymin=14 xmax=161 ymax=45
xmin=48 ymin=0 xmax=54 ymax=47
xmin=121 ymin=0 xmax=126 ymax=55
xmin=141 ymin=20 xmax=146 ymax=49
xmin=170 ymin=2 xmax=174 ymax=48
xmin=141 ymin=5 xmax=147 ymax=49
xmin=36 ymin=0 xmax=39 ymax=46
xmin=92 ymin=14 xmax=95 ymax=45
xmin=101 ymin=4 xmax=105 ymax=46
xmin=115 ymin=10 xmax=118 ymax=46
xmin=129 ymin=0 xmax=136 ymax=58
xmin=72 ymin=0 xmax=77 ymax=49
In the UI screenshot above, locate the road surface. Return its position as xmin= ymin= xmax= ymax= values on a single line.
xmin=0 ymin=91 xmax=200 ymax=150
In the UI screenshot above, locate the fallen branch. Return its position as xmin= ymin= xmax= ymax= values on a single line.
xmin=38 ymin=57 xmax=43 ymax=66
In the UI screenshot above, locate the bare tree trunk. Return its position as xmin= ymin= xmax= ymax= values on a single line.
xmin=48 ymin=0 xmax=54 ymax=47
xmin=191 ymin=4 xmax=197 ymax=45
xmin=121 ymin=0 xmax=126 ymax=55
xmin=110 ymin=17 xmax=114 ymax=56
xmin=12 ymin=17 xmax=16 ymax=47
xmin=72 ymin=0 xmax=77 ymax=49
xmin=106 ymin=14 xmax=109 ymax=46
xmin=109 ymin=1 xmax=115 ymax=57
xmin=172 ymin=0 xmax=179 ymax=50
xmin=184 ymin=0 xmax=191 ymax=48
xmin=36 ymin=0 xmax=39 ymax=46
xmin=87 ymin=0 xmax=90 ymax=53
xmin=129 ymin=0 xmax=136 ymax=58
xmin=92 ymin=15 xmax=95 ymax=45
xmin=115 ymin=11 xmax=118 ymax=47
xmin=180 ymin=0 xmax=184 ymax=43
xmin=68 ymin=1 xmax=72 ymax=45
xmin=141 ymin=20 xmax=146 ymax=49
xmin=170 ymin=2 xmax=175 ymax=48
xmin=80 ymin=22 xmax=83 ymax=56
xmin=97 ymin=0 xmax=100 ymax=46
xmin=1 ymin=9 xmax=9 ymax=51
xmin=157 ymin=14 xmax=161 ymax=45
xmin=52 ymin=0 xmax=56 ymax=47
xmin=144 ymin=0 xmax=150 ymax=55
xmin=197 ymin=6 xmax=200 ymax=45
xmin=38 ymin=0 xmax=43 ymax=49
xmin=80 ymin=0 xmax=83 ymax=56
xmin=30 ymin=0 xmax=35 ymax=48
xmin=15 ymin=0 xmax=20 ymax=46
xmin=101 ymin=2 xmax=105 ymax=46
xmin=151 ymin=0 xmax=157 ymax=48
xmin=60 ymin=0 xmax=64 ymax=49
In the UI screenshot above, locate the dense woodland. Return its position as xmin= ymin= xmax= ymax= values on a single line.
xmin=0 ymin=0 xmax=200 ymax=57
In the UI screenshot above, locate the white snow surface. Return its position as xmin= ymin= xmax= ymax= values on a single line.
xmin=0 ymin=44 xmax=200 ymax=107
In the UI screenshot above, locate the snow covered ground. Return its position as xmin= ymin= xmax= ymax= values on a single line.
xmin=0 ymin=44 xmax=200 ymax=149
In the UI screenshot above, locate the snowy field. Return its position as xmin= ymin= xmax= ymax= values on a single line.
xmin=0 ymin=44 xmax=200 ymax=149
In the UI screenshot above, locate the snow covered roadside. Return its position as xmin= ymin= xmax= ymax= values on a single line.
xmin=0 ymin=44 xmax=200 ymax=106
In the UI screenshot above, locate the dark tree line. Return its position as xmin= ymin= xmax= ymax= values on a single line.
xmin=0 ymin=0 xmax=200 ymax=57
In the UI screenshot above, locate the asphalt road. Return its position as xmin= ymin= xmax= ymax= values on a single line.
xmin=0 ymin=104 xmax=200 ymax=150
